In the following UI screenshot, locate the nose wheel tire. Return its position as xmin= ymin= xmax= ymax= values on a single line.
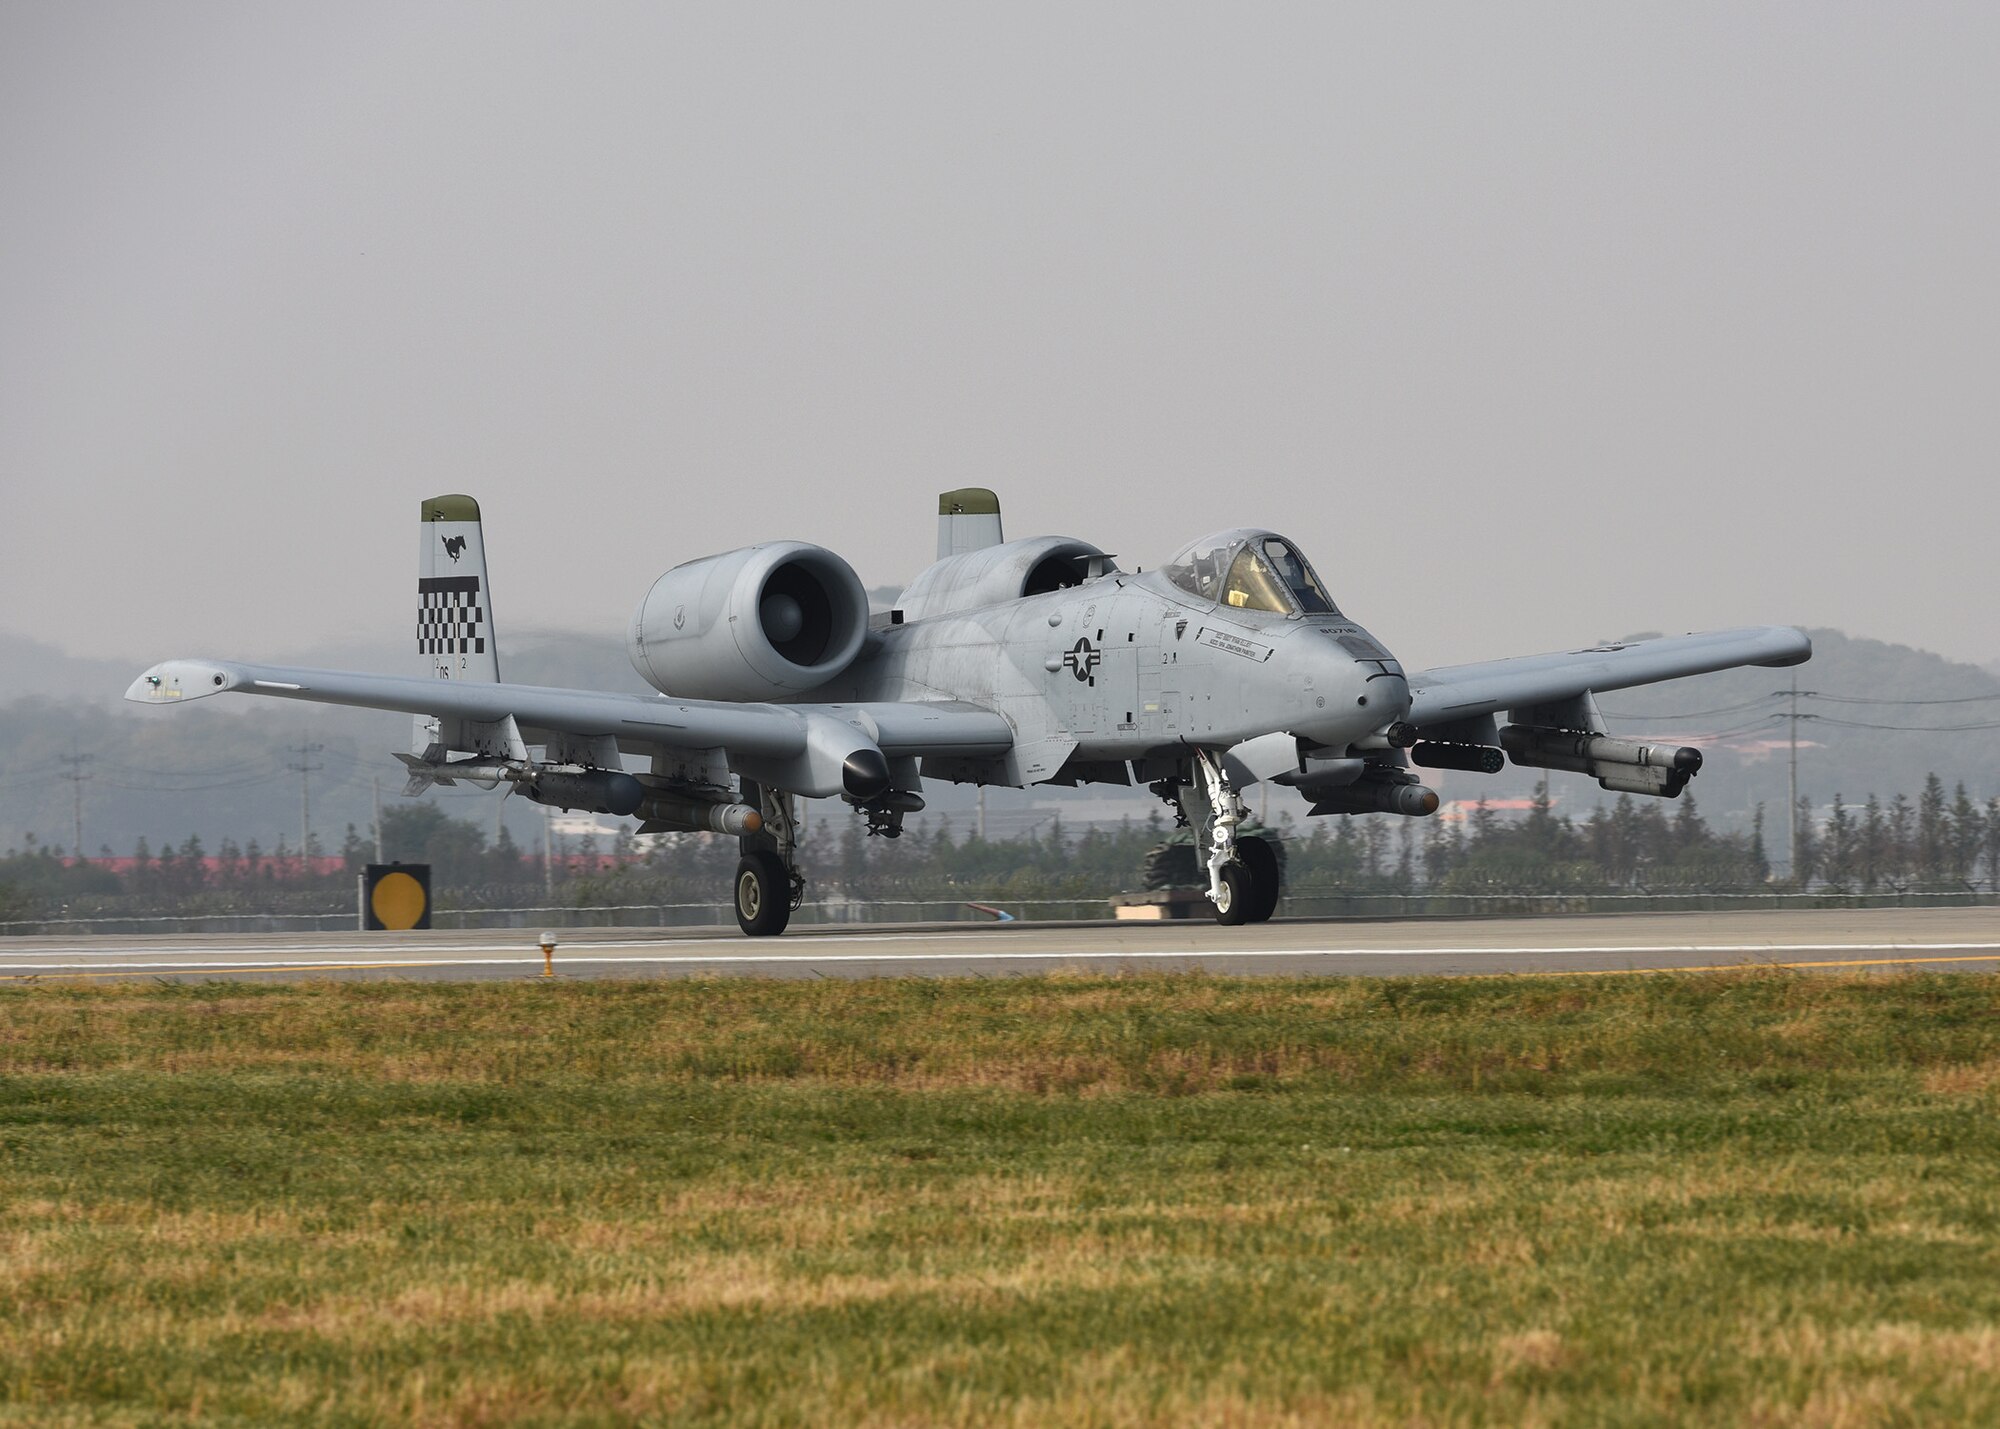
xmin=1237 ymin=836 xmax=1281 ymax=923
xmin=734 ymin=852 xmax=792 ymax=937
xmin=1210 ymin=863 xmax=1252 ymax=926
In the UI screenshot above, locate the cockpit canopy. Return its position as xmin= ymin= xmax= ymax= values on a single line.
xmin=1162 ymin=529 xmax=1340 ymax=617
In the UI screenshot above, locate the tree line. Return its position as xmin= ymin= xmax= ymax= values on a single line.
xmin=4 ymin=773 xmax=1999 ymax=928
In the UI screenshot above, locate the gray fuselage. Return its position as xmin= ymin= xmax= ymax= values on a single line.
xmin=803 ymin=568 xmax=1405 ymax=787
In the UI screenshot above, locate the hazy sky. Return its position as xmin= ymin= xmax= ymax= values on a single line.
xmin=3 ymin=2 xmax=1995 ymax=678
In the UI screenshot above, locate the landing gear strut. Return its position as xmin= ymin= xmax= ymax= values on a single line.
xmin=734 ymin=779 xmax=805 ymax=936
xmin=1179 ymin=752 xmax=1281 ymax=926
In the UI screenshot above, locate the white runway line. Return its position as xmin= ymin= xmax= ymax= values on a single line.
xmin=8 ymin=930 xmax=1067 ymax=958
xmin=14 ymin=935 xmax=2000 ymax=963
xmin=5 ymin=940 xmax=2000 ymax=975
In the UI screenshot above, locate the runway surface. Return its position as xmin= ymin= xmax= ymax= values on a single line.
xmin=2 ymin=906 xmax=1997 ymax=983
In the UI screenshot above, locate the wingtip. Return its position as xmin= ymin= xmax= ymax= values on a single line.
xmin=1755 ymin=626 xmax=1813 ymax=668
xmin=124 ymin=660 xmax=238 ymax=704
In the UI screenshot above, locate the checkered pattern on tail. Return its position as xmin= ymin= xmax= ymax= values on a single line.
xmin=418 ymin=576 xmax=486 ymax=655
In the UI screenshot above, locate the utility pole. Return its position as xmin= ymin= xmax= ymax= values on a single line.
xmin=1787 ymin=673 xmax=1799 ymax=880
xmin=58 ymin=749 xmax=92 ymax=860
xmin=543 ymin=803 xmax=555 ymax=901
xmin=288 ymin=741 xmax=325 ymax=867
xmin=372 ymin=775 xmax=384 ymax=863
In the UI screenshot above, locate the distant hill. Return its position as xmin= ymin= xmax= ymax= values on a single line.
xmin=2 ymin=627 xmax=1993 ymax=858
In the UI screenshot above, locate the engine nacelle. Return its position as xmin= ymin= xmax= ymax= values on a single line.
xmin=895 ymin=536 xmax=1112 ymax=622
xmin=629 ymin=542 xmax=869 ymax=701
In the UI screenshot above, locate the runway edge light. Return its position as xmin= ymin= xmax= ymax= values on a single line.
xmin=361 ymin=864 xmax=432 ymax=931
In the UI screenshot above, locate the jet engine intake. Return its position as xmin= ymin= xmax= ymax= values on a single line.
xmin=629 ymin=542 xmax=869 ymax=701
xmin=1500 ymin=725 xmax=1702 ymax=798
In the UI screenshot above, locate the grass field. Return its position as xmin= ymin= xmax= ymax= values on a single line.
xmin=5 ymin=971 xmax=2000 ymax=1426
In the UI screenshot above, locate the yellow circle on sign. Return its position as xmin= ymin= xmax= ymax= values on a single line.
xmin=370 ymin=871 xmax=427 ymax=930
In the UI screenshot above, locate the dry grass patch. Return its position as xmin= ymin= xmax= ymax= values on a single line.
xmin=1922 ymin=1058 xmax=2000 ymax=1095
xmin=255 ymin=1251 xmax=1153 ymax=1341
xmin=1491 ymin=1328 xmax=1572 ymax=1379
xmin=4 ymin=970 xmax=2000 ymax=1424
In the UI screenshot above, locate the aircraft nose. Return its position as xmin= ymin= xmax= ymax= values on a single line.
xmin=1330 ymin=632 xmax=1409 ymax=716
xmin=1298 ymin=628 xmax=1410 ymax=739
xmin=1364 ymin=670 xmax=1413 ymax=724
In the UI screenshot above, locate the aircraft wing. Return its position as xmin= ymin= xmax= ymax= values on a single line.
xmin=1403 ymin=625 xmax=1811 ymax=728
xmin=123 ymin=658 xmax=1014 ymax=764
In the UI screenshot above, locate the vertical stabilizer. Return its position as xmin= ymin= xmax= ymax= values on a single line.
xmin=937 ymin=488 xmax=1004 ymax=560
xmin=419 ymin=494 xmax=500 ymax=681
xmin=414 ymin=494 xmax=500 ymax=757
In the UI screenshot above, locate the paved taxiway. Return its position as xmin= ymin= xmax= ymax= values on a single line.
xmin=2 ymin=906 xmax=1996 ymax=983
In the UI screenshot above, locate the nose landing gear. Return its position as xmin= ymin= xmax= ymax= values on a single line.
xmin=1234 ymin=833 xmax=1281 ymax=923
xmin=1178 ymin=750 xmax=1282 ymax=926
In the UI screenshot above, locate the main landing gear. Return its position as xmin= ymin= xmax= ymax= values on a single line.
xmin=1160 ymin=752 xmax=1282 ymax=926
xmin=733 ymin=779 xmax=805 ymax=937
xmin=732 ymin=850 xmax=791 ymax=936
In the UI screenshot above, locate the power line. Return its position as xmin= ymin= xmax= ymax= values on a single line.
xmin=1670 ymin=717 xmax=1786 ymax=738
xmin=314 ymin=745 xmax=385 ymax=769
xmin=1800 ymin=714 xmax=2000 ymax=733
xmin=1604 ymin=687 xmax=2000 ymax=721
xmin=95 ymin=766 xmax=283 ymax=788
xmin=94 ymin=753 xmax=279 ymax=778
xmin=96 ymin=773 xmax=288 ymax=793
xmin=1600 ymin=697 xmax=1784 ymax=721
xmin=1802 ymin=691 xmax=2000 ymax=706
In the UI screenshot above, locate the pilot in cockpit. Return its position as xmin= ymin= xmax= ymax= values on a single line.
xmin=1262 ymin=537 xmax=1337 ymax=615
xmin=1167 ymin=531 xmax=1340 ymax=618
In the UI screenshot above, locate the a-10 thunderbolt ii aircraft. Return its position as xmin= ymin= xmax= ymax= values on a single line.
xmin=128 ymin=491 xmax=1810 ymax=935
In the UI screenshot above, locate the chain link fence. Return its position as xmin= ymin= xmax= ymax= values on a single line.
xmin=5 ymin=887 xmax=1996 ymax=936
